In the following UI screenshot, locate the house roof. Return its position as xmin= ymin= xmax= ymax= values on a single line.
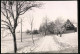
xmin=73 ymin=24 xmax=77 ymax=27
xmin=62 ymin=19 xmax=77 ymax=29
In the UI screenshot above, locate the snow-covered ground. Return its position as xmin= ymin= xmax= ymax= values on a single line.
xmin=1 ymin=32 xmax=78 ymax=53
xmin=1 ymin=33 xmax=43 ymax=53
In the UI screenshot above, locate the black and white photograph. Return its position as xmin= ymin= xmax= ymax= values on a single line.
xmin=1 ymin=1 xmax=78 ymax=53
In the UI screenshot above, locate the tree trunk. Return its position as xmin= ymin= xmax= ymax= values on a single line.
xmin=32 ymin=34 xmax=34 ymax=44
xmin=13 ymin=30 xmax=17 ymax=53
xmin=45 ymin=31 xmax=46 ymax=36
xmin=60 ymin=33 xmax=62 ymax=37
xmin=31 ymin=26 xmax=34 ymax=44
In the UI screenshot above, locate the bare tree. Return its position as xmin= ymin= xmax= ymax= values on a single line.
xmin=1 ymin=1 xmax=42 ymax=53
xmin=27 ymin=15 xmax=34 ymax=44
xmin=41 ymin=16 xmax=50 ymax=35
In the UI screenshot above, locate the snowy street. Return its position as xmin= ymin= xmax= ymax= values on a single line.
xmin=1 ymin=32 xmax=78 ymax=53
xmin=33 ymin=36 xmax=61 ymax=52
xmin=18 ymin=32 xmax=78 ymax=53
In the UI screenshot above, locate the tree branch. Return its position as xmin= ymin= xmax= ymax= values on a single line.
xmin=1 ymin=6 xmax=14 ymax=22
xmin=1 ymin=11 xmax=7 ymax=17
xmin=1 ymin=20 xmax=9 ymax=25
xmin=1 ymin=24 xmax=9 ymax=27
xmin=1 ymin=3 xmax=13 ymax=29
xmin=1 ymin=27 xmax=9 ymax=29
xmin=1 ymin=19 xmax=13 ymax=34
xmin=19 ymin=4 xmax=39 ymax=15
xmin=18 ymin=2 xmax=25 ymax=9
xmin=10 ymin=4 xmax=15 ymax=21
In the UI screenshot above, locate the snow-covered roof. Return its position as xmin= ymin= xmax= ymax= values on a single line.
xmin=73 ymin=24 xmax=77 ymax=27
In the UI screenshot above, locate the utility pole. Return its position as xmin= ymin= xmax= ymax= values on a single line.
xmin=21 ymin=18 xmax=22 ymax=42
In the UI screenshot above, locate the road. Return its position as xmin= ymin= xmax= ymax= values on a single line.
xmin=33 ymin=36 xmax=61 ymax=52
xmin=31 ymin=33 xmax=78 ymax=53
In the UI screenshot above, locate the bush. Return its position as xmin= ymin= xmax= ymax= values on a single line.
xmin=32 ymin=30 xmax=39 ymax=34
xmin=26 ymin=30 xmax=31 ymax=34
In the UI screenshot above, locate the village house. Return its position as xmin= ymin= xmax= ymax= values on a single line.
xmin=62 ymin=19 xmax=77 ymax=33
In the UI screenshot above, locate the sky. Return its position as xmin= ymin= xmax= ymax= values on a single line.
xmin=1 ymin=1 xmax=78 ymax=32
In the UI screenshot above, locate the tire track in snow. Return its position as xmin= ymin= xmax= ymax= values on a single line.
xmin=32 ymin=36 xmax=61 ymax=52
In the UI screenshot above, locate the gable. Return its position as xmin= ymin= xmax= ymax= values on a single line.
xmin=62 ymin=19 xmax=75 ymax=30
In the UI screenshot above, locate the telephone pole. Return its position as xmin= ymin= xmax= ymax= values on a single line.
xmin=21 ymin=18 xmax=22 ymax=42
